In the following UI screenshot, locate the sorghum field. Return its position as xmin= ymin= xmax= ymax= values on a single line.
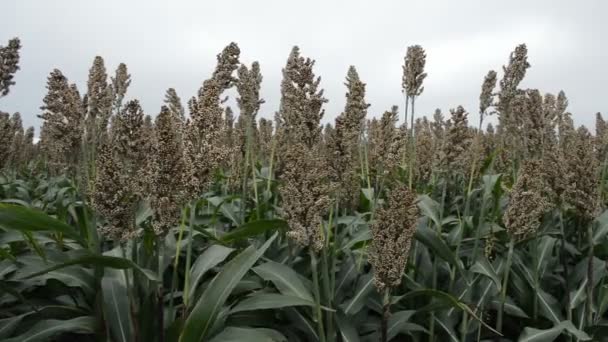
xmin=1 ymin=37 xmax=607 ymax=342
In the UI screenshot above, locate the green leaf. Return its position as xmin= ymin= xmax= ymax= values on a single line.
xmin=395 ymin=289 xmax=500 ymax=336
xmin=230 ymin=293 xmax=315 ymax=313
xmin=471 ymin=257 xmax=501 ymax=291
xmin=188 ymin=245 xmax=234 ymax=302
xmin=518 ymin=320 xmax=591 ymax=341
xmin=340 ymin=273 xmax=374 ymax=315
xmin=593 ymin=210 xmax=608 ymax=244
xmin=4 ymin=316 xmax=96 ymax=342
xmin=179 ymin=234 xmax=277 ymax=342
xmin=417 ymin=195 xmax=441 ymax=228
xmin=17 ymin=252 xmax=158 ymax=282
xmin=253 ymin=261 xmax=313 ymax=301
xmin=208 ymin=327 xmax=286 ymax=342
xmin=0 ymin=203 xmax=82 ymax=244
xmin=415 ymin=226 xmax=462 ymax=270
xmin=387 ymin=310 xmax=427 ymax=339
xmin=336 ymin=312 xmax=360 ymax=342
xmin=537 ymin=289 xmax=562 ymax=324
xmin=0 ymin=315 xmax=24 ymax=339
xmin=221 ymin=219 xmax=287 ymax=243
xmin=101 ymin=249 xmax=134 ymax=342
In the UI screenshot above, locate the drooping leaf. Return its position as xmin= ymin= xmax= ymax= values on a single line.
xmin=340 ymin=273 xmax=374 ymax=315
xmin=230 ymin=293 xmax=315 ymax=313
xmin=208 ymin=327 xmax=286 ymax=342
xmin=3 ymin=316 xmax=96 ymax=342
xmin=518 ymin=320 xmax=591 ymax=341
xmin=188 ymin=245 xmax=234 ymax=302
xmin=253 ymin=261 xmax=313 ymax=301
xmin=0 ymin=204 xmax=82 ymax=244
xmin=221 ymin=219 xmax=287 ymax=243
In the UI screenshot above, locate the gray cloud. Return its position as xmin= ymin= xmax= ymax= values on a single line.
xmin=2 ymin=0 xmax=607 ymax=132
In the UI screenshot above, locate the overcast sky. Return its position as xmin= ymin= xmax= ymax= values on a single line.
xmin=2 ymin=0 xmax=607 ymax=132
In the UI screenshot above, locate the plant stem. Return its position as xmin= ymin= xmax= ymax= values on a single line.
xmin=182 ymin=205 xmax=196 ymax=312
xmin=157 ymin=240 xmax=165 ymax=342
xmin=310 ymin=249 xmax=326 ymax=342
xmin=381 ymin=288 xmax=391 ymax=342
xmin=497 ymin=237 xmax=514 ymax=337
xmin=559 ymin=211 xmax=572 ymax=342
xmin=586 ymin=221 xmax=594 ymax=327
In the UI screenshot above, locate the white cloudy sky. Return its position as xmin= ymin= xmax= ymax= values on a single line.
xmin=2 ymin=0 xmax=607 ymax=132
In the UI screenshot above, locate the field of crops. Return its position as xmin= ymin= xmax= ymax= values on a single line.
xmin=2 ymin=37 xmax=608 ymax=341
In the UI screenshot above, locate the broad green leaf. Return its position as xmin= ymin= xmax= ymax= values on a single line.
xmin=387 ymin=310 xmax=427 ymax=339
xmin=230 ymin=293 xmax=315 ymax=313
xmin=471 ymin=257 xmax=501 ymax=291
xmin=593 ymin=210 xmax=608 ymax=244
xmin=253 ymin=261 xmax=313 ymax=301
xmin=101 ymin=249 xmax=134 ymax=342
xmin=0 ymin=204 xmax=82 ymax=244
xmin=537 ymin=289 xmax=562 ymax=324
xmin=179 ymin=234 xmax=276 ymax=342
xmin=489 ymin=298 xmax=529 ymax=318
xmin=395 ymin=289 xmax=500 ymax=335
xmin=336 ymin=312 xmax=360 ymax=342
xmin=415 ymin=226 xmax=462 ymax=270
xmin=535 ymin=236 xmax=556 ymax=276
xmin=4 ymin=316 xmax=96 ymax=342
xmin=518 ymin=320 xmax=591 ymax=341
xmin=209 ymin=327 xmax=286 ymax=342
xmin=417 ymin=195 xmax=441 ymax=228
xmin=188 ymin=245 xmax=234 ymax=302
xmin=221 ymin=219 xmax=287 ymax=243
xmin=17 ymin=252 xmax=158 ymax=281
xmin=340 ymin=273 xmax=374 ymax=315
xmin=0 ymin=315 xmax=24 ymax=339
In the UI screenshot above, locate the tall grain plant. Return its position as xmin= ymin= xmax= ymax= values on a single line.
xmin=402 ymin=45 xmax=427 ymax=189
xmin=0 ymin=37 xmax=21 ymax=98
xmin=327 ymin=66 xmax=369 ymax=210
xmin=276 ymin=46 xmax=332 ymax=341
xmin=369 ymin=183 xmax=418 ymax=342
xmin=38 ymin=69 xmax=85 ymax=176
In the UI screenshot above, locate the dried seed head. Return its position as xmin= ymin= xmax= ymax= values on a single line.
xmin=258 ymin=118 xmax=274 ymax=162
xmin=164 ymin=88 xmax=185 ymax=122
xmin=38 ymin=69 xmax=84 ymax=175
xmin=184 ymin=43 xmax=241 ymax=196
xmin=402 ymin=45 xmax=427 ymax=97
xmin=368 ymin=106 xmax=403 ymax=177
xmin=151 ymin=106 xmax=189 ymax=235
xmin=92 ymin=141 xmax=138 ymax=242
xmin=479 ymin=70 xmax=497 ymax=118
xmin=327 ymin=66 xmax=369 ymax=208
xmin=563 ymin=126 xmax=600 ymax=221
xmin=415 ymin=118 xmax=434 ymax=183
xmin=443 ymin=106 xmax=472 ymax=175
xmin=236 ymin=61 xmax=264 ymax=125
xmin=0 ymin=112 xmax=12 ymax=168
xmin=111 ymin=63 xmax=131 ymax=113
xmin=86 ymin=56 xmax=113 ymax=138
xmin=596 ymin=112 xmax=608 ymax=161
xmin=7 ymin=112 xmax=24 ymax=167
xmin=0 ymin=37 xmax=21 ymax=97
xmin=280 ymin=141 xmax=331 ymax=251
xmin=498 ymin=44 xmax=530 ymax=109
xmin=503 ymin=159 xmax=550 ymax=240
xmin=370 ymin=184 xmax=419 ymax=291
xmin=277 ymin=46 xmax=328 ymax=149
xmin=113 ymin=100 xmax=148 ymax=195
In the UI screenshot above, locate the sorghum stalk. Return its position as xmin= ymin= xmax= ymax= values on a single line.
xmin=310 ymin=248 xmax=326 ymax=342
xmin=497 ymin=237 xmax=515 ymax=336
